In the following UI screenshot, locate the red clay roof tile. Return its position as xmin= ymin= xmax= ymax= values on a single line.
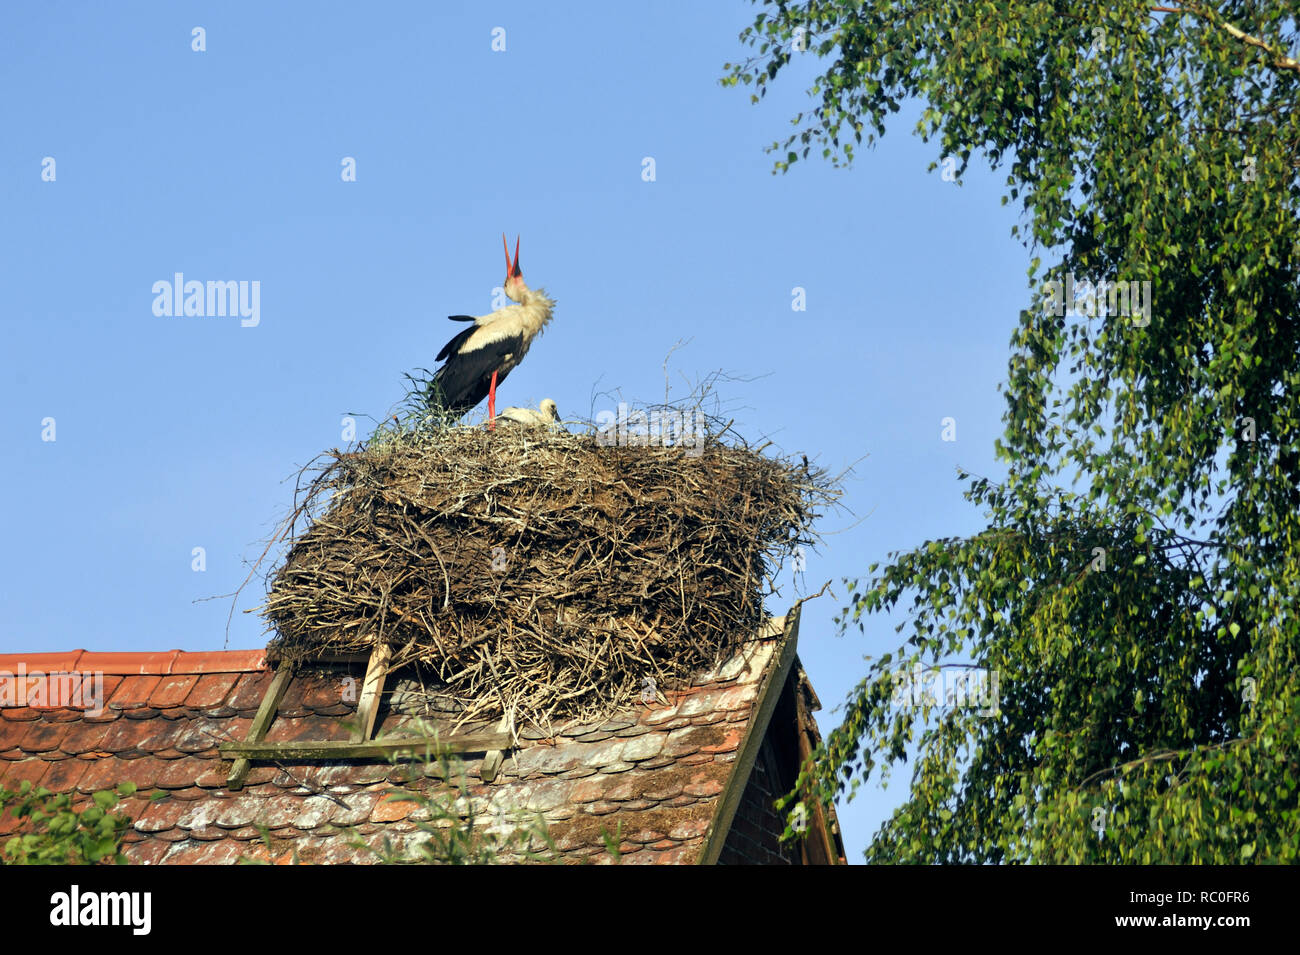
xmin=5 ymin=758 xmax=50 ymax=789
xmin=75 ymin=757 xmax=127 ymax=794
xmin=122 ymin=707 xmax=162 ymax=721
xmin=137 ymin=721 xmax=196 ymax=754
xmin=271 ymin=677 xmax=311 ymax=717
xmin=621 ymin=733 xmax=666 ymax=762
xmin=212 ymin=792 xmax=269 ymax=829
xmin=304 ymin=837 xmax=365 ymax=866
xmin=184 ymin=673 xmax=241 ymax=710
xmin=652 ymin=843 xmax=700 ymax=864
xmin=149 ymin=674 xmax=200 ymax=709
xmin=214 ymin=716 xmax=252 ymax=746
xmin=257 ymin=792 xmax=313 ymax=830
xmin=699 ymin=726 xmax=744 ymax=754
xmin=19 ymin=720 xmax=69 ymax=753
xmin=116 ymin=794 xmax=155 ymax=826
xmin=98 ymin=717 xmax=153 ymax=756
xmin=95 ymin=674 xmax=124 ymax=701
xmin=295 ymin=671 xmax=349 ymax=711
xmin=37 ymin=757 xmax=88 ymax=793
xmin=227 ymin=671 xmax=274 ymax=711
xmin=294 ymin=763 xmax=361 ymax=791
xmin=668 ymin=818 xmax=710 ymax=841
xmin=330 ymin=789 xmax=381 ymax=826
xmin=682 ymin=774 xmax=725 ymax=798
xmin=293 ymin=796 xmax=342 ymax=830
xmin=161 ymin=839 xmax=248 ymax=864
xmin=114 ymin=757 xmax=172 ymax=791
xmin=0 ymin=721 xmax=29 ymax=751
xmin=222 ymin=824 xmax=265 ymax=841
xmin=169 ymin=716 xmax=230 ymax=753
xmin=237 ymin=766 xmax=278 ymax=788
xmin=513 ymin=745 xmax=584 ymax=776
xmin=81 ymin=705 xmax=120 ymax=724
xmin=190 ymin=766 xmax=229 ymax=789
xmin=59 ymin=721 xmax=112 ymax=755
xmin=108 ymin=675 xmax=161 ymax=710
xmin=679 ymin=752 xmax=716 ymax=766
xmin=570 ymin=776 xmax=608 ymax=803
xmin=127 ymin=838 xmax=171 ymax=865
xmin=175 ymin=800 xmax=220 ymax=831
xmin=133 ymin=796 xmax=189 ymax=833
xmin=263 ymin=714 xmax=352 ymax=744
xmin=371 ymin=796 xmax=415 ymax=824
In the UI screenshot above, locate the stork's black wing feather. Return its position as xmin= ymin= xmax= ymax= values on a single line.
xmin=430 ymin=331 xmax=525 ymax=416
xmin=436 ymin=324 xmax=479 ymax=362
xmin=447 ymin=314 xmax=477 ymax=322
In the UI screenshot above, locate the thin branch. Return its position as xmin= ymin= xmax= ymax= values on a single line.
xmin=1154 ymin=4 xmax=1300 ymax=75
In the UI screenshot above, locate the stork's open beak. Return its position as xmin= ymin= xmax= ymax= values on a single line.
xmin=502 ymin=233 xmax=522 ymax=279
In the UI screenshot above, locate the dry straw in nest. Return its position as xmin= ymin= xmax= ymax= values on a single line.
xmin=259 ymin=411 xmax=835 ymax=731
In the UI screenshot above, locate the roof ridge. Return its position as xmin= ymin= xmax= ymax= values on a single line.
xmin=0 ymin=649 xmax=267 ymax=676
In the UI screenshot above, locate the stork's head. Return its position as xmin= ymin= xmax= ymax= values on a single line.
xmin=539 ymin=398 xmax=559 ymax=422
xmin=503 ymin=233 xmax=525 ymax=300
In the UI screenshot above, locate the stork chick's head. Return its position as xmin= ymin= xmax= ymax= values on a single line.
xmin=503 ymin=233 xmax=525 ymax=300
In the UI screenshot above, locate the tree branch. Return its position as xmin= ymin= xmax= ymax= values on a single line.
xmin=1154 ymin=4 xmax=1300 ymax=75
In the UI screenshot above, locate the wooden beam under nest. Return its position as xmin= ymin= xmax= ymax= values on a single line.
xmin=219 ymin=733 xmax=513 ymax=762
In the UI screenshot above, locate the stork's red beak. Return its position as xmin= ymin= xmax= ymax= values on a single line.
xmin=502 ymin=233 xmax=522 ymax=279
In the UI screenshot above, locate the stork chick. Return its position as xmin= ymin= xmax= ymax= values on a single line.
xmin=499 ymin=398 xmax=560 ymax=428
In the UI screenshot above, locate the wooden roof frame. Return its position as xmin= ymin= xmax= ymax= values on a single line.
xmin=221 ymin=642 xmax=509 ymax=789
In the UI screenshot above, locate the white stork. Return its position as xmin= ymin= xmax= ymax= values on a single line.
xmin=499 ymin=398 xmax=560 ymax=428
xmin=429 ymin=235 xmax=555 ymax=425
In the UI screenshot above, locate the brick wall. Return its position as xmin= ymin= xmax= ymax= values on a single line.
xmin=716 ymin=737 xmax=800 ymax=865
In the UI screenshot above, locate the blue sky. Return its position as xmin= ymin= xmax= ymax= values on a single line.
xmin=1 ymin=2 xmax=1032 ymax=859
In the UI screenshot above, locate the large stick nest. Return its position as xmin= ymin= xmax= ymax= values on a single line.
xmin=260 ymin=413 xmax=835 ymax=730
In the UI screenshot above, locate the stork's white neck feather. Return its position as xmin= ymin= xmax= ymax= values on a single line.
xmin=474 ymin=282 xmax=554 ymax=353
xmin=483 ymin=284 xmax=553 ymax=331
xmin=512 ymin=283 xmax=555 ymax=334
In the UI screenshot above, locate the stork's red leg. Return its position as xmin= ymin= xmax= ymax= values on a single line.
xmin=488 ymin=370 xmax=498 ymax=431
